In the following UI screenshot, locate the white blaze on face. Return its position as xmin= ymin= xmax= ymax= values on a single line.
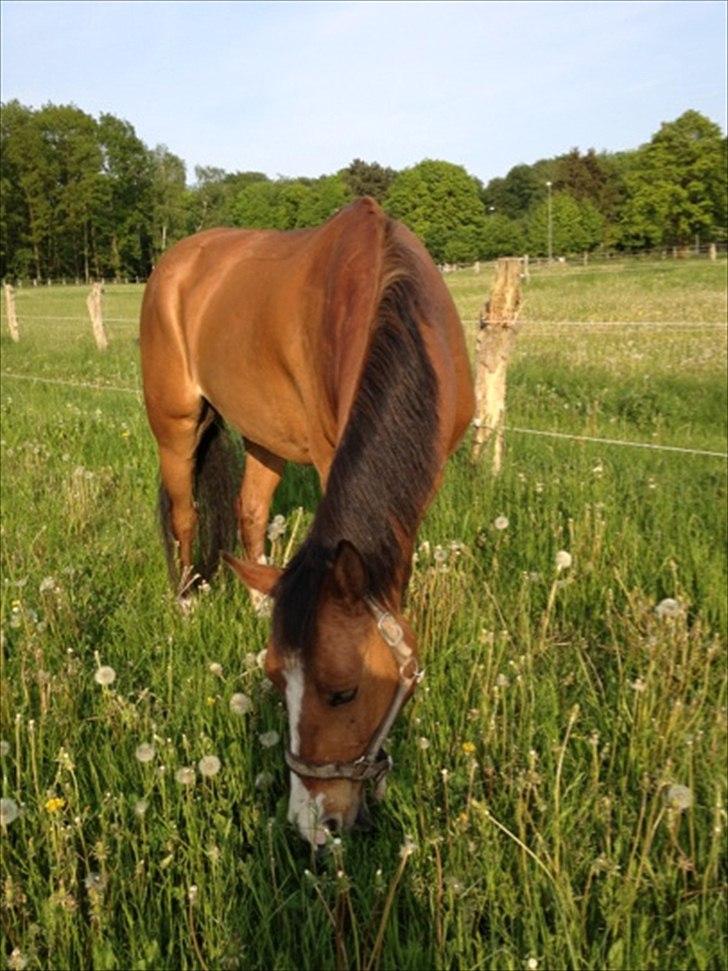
xmin=284 ymin=659 xmax=327 ymax=846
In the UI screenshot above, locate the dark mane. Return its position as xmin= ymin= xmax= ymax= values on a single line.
xmin=272 ymin=223 xmax=438 ymax=652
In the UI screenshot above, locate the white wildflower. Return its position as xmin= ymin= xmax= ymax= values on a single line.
xmin=664 ymin=784 xmax=693 ymax=812
xmin=0 ymin=740 xmax=9 ymax=757
xmin=417 ymin=737 xmax=430 ymax=750
xmin=493 ymin=515 xmax=509 ymax=531
xmin=655 ymin=598 xmax=682 ymax=619
xmin=84 ymin=872 xmax=107 ymax=893
xmin=1 ymin=798 xmax=19 ymax=827
xmin=208 ymin=662 xmax=223 ymax=677
xmin=256 ymin=649 xmax=268 ymax=669
xmin=8 ymin=949 xmax=27 ymax=971
xmin=496 ymin=673 xmax=510 ymax=688
xmin=400 ymin=835 xmax=417 ymax=859
xmin=135 ymin=743 xmax=155 ymax=764
xmin=267 ymin=514 xmax=287 ymax=541
xmin=229 ymin=692 xmax=252 ymax=715
xmin=175 ymin=766 xmax=196 ymax=786
xmin=198 ymin=755 xmax=221 ymax=777
xmin=133 ymin=799 xmax=149 ymax=817
xmin=259 ymin=730 xmax=280 ymax=748
xmin=94 ymin=665 xmax=116 ymax=686
xmin=39 ymin=576 xmax=58 ymax=594
xmin=555 ymin=550 xmax=572 ymax=572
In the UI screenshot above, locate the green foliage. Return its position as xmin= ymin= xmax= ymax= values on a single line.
xmin=619 ymin=111 xmax=728 ymax=248
xmin=1 ymin=101 xmax=725 ymax=278
xmin=341 ymin=158 xmax=396 ymax=202
xmin=233 ymin=175 xmax=352 ymax=230
xmin=384 ymin=159 xmax=487 ymax=262
xmin=479 ymin=212 xmax=526 ymax=259
xmin=527 ymin=192 xmax=604 ymax=255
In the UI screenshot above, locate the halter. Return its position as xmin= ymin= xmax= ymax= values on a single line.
xmin=284 ymin=598 xmax=422 ymax=795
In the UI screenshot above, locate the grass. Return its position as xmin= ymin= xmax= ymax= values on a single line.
xmin=1 ymin=259 xmax=726 ymax=970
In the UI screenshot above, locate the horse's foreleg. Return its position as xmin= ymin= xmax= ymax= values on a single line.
xmin=238 ymin=440 xmax=285 ymax=564
xmin=156 ymin=415 xmax=200 ymax=596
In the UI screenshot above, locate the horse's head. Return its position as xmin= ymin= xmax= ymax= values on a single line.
xmin=225 ymin=541 xmax=419 ymax=846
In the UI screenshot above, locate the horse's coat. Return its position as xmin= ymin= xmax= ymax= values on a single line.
xmin=140 ymin=198 xmax=474 ymax=842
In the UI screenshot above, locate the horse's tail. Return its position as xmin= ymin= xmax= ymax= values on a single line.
xmin=159 ymin=411 xmax=240 ymax=586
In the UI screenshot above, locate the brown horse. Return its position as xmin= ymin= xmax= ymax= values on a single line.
xmin=140 ymin=198 xmax=474 ymax=844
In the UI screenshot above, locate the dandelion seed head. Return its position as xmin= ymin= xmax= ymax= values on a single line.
xmin=94 ymin=665 xmax=116 ymax=686
xmin=133 ymin=799 xmax=149 ymax=817
xmin=664 ymin=784 xmax=693 ymax=812
xmin=8 ymin=949 xmax=27 ymax=971
xmin=208 ymin=662 xmax=223 ymax=677
xmin=417 ymin=736 xmax=430 ymax=750
xmin=0 ymin=740 xmax=9 ymax=757
xmin=655 ymin=597 xmax=682 ymax=619
xmin=198 ymin=755 xmax=221 ymax=777
xmin=39 ymin=576 xmax=58 ymax=594
xmin=494 ymin=515 xmax=509 ymax=531
xmin=175 ymin=766 xmax=196 ymax=786
xmin=255 ymin=771 xmax=274 ymax=790
xmin=400 ymin=835 xmax=417 ymax=859
xmin=256 ymin=649 xmax=268 ymax=669
xmin=496 ymin=673 xmax=510 ymax=688
xmin=630 ymin=678 xmax=647 ymax=693
xmin=555 ymin=550 xmax=572 ymax=572
xmin=0 ymin=798 xmax=19 ymax=827
xmin=259 ymin=730 xmax=279 ymax=748
xmin=135 ymin=743 xmax=155 ymax=764
xmin=84 ymin=872 xmax=106 ymax=893
xmin=229 ymin=692 xmax=252 ymax=715
xmin=527 ymin=959 xmax=539 ymax=970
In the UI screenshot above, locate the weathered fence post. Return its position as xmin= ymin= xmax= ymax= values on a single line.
xmin=4 ymin=283 xmax=20 ymax=342
xmin=86 ymin=282 xmax=108 ymax=351
xmin=473 ymin=260 xmax=480 ymax=274
xmin=709 ymin=242 xmax=717 ymax=261
xmin=471 ymin=258 xmax=522 ymax=473
xmin=522 ymin=253 xmax=530 ymax=281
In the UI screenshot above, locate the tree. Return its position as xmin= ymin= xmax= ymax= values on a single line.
xmin=619 ymin=111 xmax=727 ymax=249
xmin=483 ymin=163 xmax=547 ymax=219
xmin=527 ymin=192 xmax=604 ymax=255
xmin=341 ymin=159 xmax=396 ymax=202
xmin=478 ymin=213 xmax=526 ymax=260
xmin=150 ymin=145 xmax=187 ymax=261
xmin=295 ymin=174 xmax=352 ymax=227
xmin=384 ymin=159 xmax=487 ymax=262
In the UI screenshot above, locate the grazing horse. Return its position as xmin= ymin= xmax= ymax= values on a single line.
xmin=140 ymin=198 xmax=474 ymax=844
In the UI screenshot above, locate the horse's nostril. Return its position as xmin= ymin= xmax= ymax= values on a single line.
xmin=324 ymin=817 xmax=339 ymax=833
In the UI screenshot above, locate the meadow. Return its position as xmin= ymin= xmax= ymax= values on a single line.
xmin=1 ymin=257 xmax=726 ymax=970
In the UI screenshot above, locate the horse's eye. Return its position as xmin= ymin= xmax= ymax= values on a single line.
xmin=329 ymin=688 xmax=358 ymax=707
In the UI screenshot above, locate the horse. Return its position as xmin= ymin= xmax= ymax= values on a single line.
xmin=140 ymin=197 xmax=475 ymax=845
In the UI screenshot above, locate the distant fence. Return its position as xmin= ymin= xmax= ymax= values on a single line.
xmin=439 ymin=241 xmax=727 ymax=274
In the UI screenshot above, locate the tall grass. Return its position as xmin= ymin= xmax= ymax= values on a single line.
xmin=1 ymin=260 xmax=726 ymax=970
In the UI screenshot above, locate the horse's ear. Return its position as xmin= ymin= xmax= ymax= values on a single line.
xmin=331 ymin=540 xmax=367 ymax=605
xmin=222 ymin=553 xmax=281 ymax=595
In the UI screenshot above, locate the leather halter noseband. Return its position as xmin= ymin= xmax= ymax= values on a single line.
xmin=284 ymin=598 xmax=422 ymax=792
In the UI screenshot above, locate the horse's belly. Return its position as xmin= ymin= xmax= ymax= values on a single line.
xmin=199 ymin=375 xmax=313 ymax=465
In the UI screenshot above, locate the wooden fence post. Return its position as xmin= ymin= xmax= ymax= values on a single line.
xmin=522 ymin=254 xmax=530 ymax=281
xmin=709 ymin=242 xmax=717 ymax=261
xmin=4 ymin=283 xmax=20 ymax=342
xmin=471 ymin=258 xmax=522 ymax=473
xmin=86 ymin=282 xmax=108 ymax=351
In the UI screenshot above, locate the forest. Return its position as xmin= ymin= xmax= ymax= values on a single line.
xmin=1 ymin=101 xmax=725 ymax=281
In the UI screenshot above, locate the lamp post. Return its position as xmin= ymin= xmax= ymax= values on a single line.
xmin=546 ymin=180 xmax=553 ymax=263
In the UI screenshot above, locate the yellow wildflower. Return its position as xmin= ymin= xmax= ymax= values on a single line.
xmin=461 ymin=741 xmax=476 ymax=756
xmin=45 ymin=797 xmax=66 ymax=814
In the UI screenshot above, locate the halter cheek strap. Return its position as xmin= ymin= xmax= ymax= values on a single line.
xmin=283 ymin=597 xmax=422 ymax=790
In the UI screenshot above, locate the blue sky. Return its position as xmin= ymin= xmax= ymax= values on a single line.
xmin=1 ymin=0 xmax=726 ymax=185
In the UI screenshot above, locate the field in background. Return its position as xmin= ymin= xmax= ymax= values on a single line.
xmin=1 ymin=259 xmax=726 ymax=970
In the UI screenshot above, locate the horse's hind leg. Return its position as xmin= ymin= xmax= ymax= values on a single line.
xmin=238 ymin=439 xmax=285 ymax=564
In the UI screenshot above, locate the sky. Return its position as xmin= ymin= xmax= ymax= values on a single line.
xmin=1 ymin=0 xmax=726 ymax=185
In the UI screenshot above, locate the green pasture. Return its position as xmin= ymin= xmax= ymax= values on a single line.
xmin=1 ymin=259 xmax=726 ymax=970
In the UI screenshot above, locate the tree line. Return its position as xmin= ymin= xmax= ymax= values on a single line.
xmin=1 ymin=100 xmax=725 ymax=281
